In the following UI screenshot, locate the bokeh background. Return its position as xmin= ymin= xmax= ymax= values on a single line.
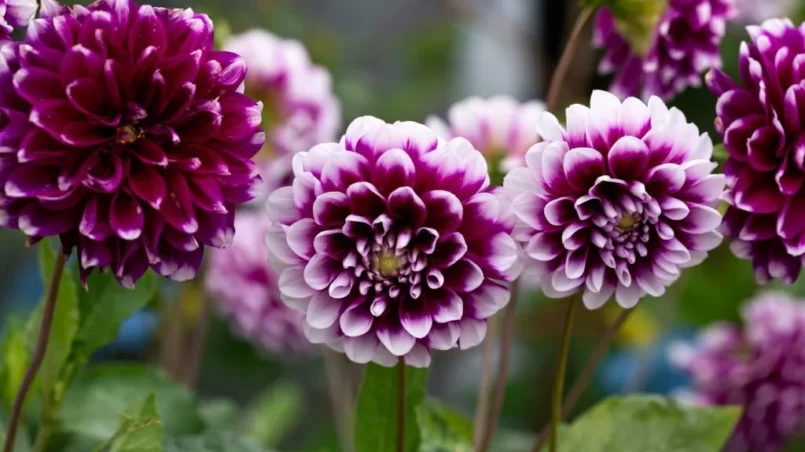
xmin=3 ymin=0 xmax=805 ymax=450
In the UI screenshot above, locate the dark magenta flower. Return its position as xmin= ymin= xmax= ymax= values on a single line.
xmin=671 ymin=292 xmax=805 ymax=452
xmin=710 ymin=19 xmax=805 ymax=284
xmin=205 ymin=210 xmax=310 ymax=355
xmin=503 ymin=91 xmax=724 ymax=309
xmin=594 ymin=0 xmax=736 ymax=100
xmin=0 ymin=0 xmax=264 ymax=287
xmin=0 ymin=0 xmax=36 ymax=40
xmin=266 ymin=116 xmax=521 ymax=367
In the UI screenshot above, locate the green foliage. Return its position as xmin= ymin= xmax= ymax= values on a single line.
xmin=244 ymin=380 xmax=303 ymax=448
xmin=355 ymin=363 xmax=428 ymax=452
xmin=95 ymin=394 xmax=164 ymax=452
xmin=197 ymin=399 xmax=240 ymax=432
xmin=60 ymin=364 xmax=204 ymax=442
xmin=0 ymin=410 xmax=31 ymax=452
xmin=0 ymin=319 xmax=31 ymax=411
xmin=541 ymin=395 xmax=741 ymax=452
xmin=416 ymin=398 xmax=473 ymax=452
xmin=165 ymin=432 xmax=270 ymax=452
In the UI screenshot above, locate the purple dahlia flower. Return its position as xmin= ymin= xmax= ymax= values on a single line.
xmin=205 ymin=210 xmax=309 ymax=355
xmin=426 ymin=96 xmax=545 ymax=176
xmin=0 ymin=0 xmax=36 ymax=40
xmin=594 ymin=0 xmax=736 ymax=100
xmin=0 ymin=0 xmax=265 ymax=288
xmin=503 ymin=91 xmax=725 ymax=309
xmin=671 ymin=292 xmax=805 ymax=452
xmin=265 ymin=116 xmax=521 ymax=367
xmin=710 ymin=19 xmax=805 ymax=284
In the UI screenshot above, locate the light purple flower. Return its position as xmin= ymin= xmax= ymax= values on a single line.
xmin=205 ymin=210 xmax=310 ymax=355
xmin=710 ymin=19 xmax=805 ymax=284
xmin=594 ymin=0 xmax=737 ymax=100
xmin=0 ymin=0 xmax=265 ymax=288
xmin=734 ymin=0 xmax=794 ymax=24
xmin=0 ymin=0 xmax=37 ymax=40
xmin=426 ymin=96 xmax=545 ymax=176
xmin=671 ymin=292 xmax=805 ymax=452
xmin=503 ymin=90 xmax=725 ymax=309
xmin=266 ymin=116 xmax=521 ymax=367
xmin=224 ymin=29 xmax=340 ymax=158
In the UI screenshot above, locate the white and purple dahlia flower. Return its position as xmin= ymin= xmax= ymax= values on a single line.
xmin=594 ymin=0 xmax=736 ymax=100
xmin=0 ymin=0 xmax=265 ymax=287
xmin=0 ymin=0 xmax=36 ymax=40
xmin=426 ymin=96 xmax=545 ymax=178
xmin=503 ymin=90 xmax=725 ymax=309
xmin=671 ymin=292 xmax=805 ymax=452
xmin=266 ymin=116 xmax=521 ymax=367
xmin=206 ymin=210 xmax=310 ymax=355
xmin=710 ymin=19 xmax=805 ymax=284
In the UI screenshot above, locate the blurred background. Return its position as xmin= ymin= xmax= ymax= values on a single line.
xmin=4 ymin=0 xmax=805 ymax=451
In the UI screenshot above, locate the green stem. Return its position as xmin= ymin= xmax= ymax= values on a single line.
xmin=397 ymin=357 xmax=406 ymax=452
xmin=549 ymin=297 xmax=578 ymax=452
xmin=545 ymin=6 xmax=595 ymax=112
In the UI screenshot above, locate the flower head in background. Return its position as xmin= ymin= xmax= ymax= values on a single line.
xmin=0 ymin=0 xmax=265 ymax=287
xmin=710 ymin=19 xmax=805 ymax=284
xmin=734 ymin=0 xmax=794 ymax=24
xmin=0 ymin=0 xmax=36 ymax=40
xmin=266 ymin=116 xmax=520 ymax=367
xmin=594 ymin=0 xmax=736 ymax=100
xmin=224 ymin=29 xmax=340 ymax=158
xmin=426 ymin=96 xmax=544 ymax=180
xmin=206 ymin=210 xmax=310 ymax=355
xmin=671 ymin=292 xmax=805 ymax=452
xmin=504 ymin=91 xmax=724 ymax=309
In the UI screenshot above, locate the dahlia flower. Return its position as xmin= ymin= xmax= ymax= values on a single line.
xmin=594 ymin=0 xmax=737 ymax=100
xmin=206 ymin=210 xmax=309 ymax=354
xmin=0 ymin=0 xmax=36 ymax=40
xmin=710 ymin=18 xmax=805 ymax=284
xmin=223 ymin=29 xmax=340 ymax=158
xmin=426 ymin=96 xmax=544 ymax=178
xmin=671 ymin=292 xmax=805 ymax=452
xmin=734 ymin=0 xmax=794 ymax=24
xmin=266 ymin=116 xmax=520 ymax=367
xmin=503 ymin=90 xmax=724 ymax=309
xmin=0 ymin=0 xmax=264 ymax=287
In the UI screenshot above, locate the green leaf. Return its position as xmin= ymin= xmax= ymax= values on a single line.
xmin=30 ymin=241 xmax=80 ymax=400
xmin=245 ymin=380 xmax=302 ymax=447
xmin=197 ymin=399 xmax=240 ymax=432
xmin=165 ymin=432 xmax=270 ymax=452
xmin=60 ymin=364 xmax=204 ymax=441
xmin=542 ymin=395 xmax=741 ymax=452
xmin=74 ymin=270 xmax=157 ymax=359
xmin=98 ymin=394 xmax=164 ymax=452
xmin=0 ymin=319 xmax=31 ymax=411
xmin=416 ymin=398 xmax=473 ymax=452
xmin=355 ymin=363 xmax=428 ymax=452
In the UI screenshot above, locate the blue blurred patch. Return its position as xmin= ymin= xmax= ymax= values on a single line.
xmin=597 ymin=328 xmax=695 ymax=395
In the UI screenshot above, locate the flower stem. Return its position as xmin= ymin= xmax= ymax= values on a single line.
xmin=549 ymin=297 xmax=578 ymax=452
xmin=532 ymin=308 xmax=634 ymax=452
xmin=545 ymin=6 xmax=595 ymax=112
xmin=397 ymin=356 xmax=406 ymax=452
xmin=476 ymin=280 xmax=520 ymax=452
xmin=3 ymin=247 xmax=67 ymax=452
xmin=472 ymin=317 xmax=497 ymax=450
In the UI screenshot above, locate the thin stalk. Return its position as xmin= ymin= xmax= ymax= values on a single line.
xmin=397 ymin=357 xmax=406 ymax=452
xmin=532 ymin=308 xmax=634 ymax=452
xmin=476 ymin=281 xmax=520 ymax=452
xmin=472 ymin=317 xmax=498 ymax=450
xmin=549 ymin=297 xmax=578 ymax=452
xmin=4 ymin=247 xmax=67 ymax=452
xmin=545 ymin=6 xmax=595 ymax=111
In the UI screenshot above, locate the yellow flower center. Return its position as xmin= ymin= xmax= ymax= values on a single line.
xmin=618 ymin=214 xmax=639 ymax=231
xmin=376 ymin=252 xmax=402 ymax=277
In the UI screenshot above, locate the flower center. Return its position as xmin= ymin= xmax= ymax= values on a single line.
xmin=617 ymin=213 xmax=640 ymax=231
xmin=374 ymin=251 xmax=403 ymax=277
xmin=116 ymin=125 xmax=143 ymax=144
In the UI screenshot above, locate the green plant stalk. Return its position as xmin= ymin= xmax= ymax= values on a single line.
xmin=550 ymin=297 xmax=579 ymax=452
xmin=545 ymin=6 xmax=596 ymax=111
xmin=397 ymin=357 xmax=406 ymax=452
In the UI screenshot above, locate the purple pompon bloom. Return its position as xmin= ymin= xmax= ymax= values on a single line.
xmin=205 ymin=210 xmax=310 ymax=355
xmin=710 ymin=19 xmax=805 ymax=284
xmin=426 ymin=96 xmax=545 ymax=177
xmin=0 ymin=0 xmax=37 ymax=40
xmin=593 ymin=0 xmax=737 ymax=100
xmin=0 ymin=0 xmax=265 ymax=288
xmin=503 ymin=90 xmax=725 ymax=309
xmin=265 ymin=116 xmax=521 ymax=367
xmin=671 ymin=292 xmax=805 ymax=452
xmin=224 ymin=29 xmax=340 ymax=158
